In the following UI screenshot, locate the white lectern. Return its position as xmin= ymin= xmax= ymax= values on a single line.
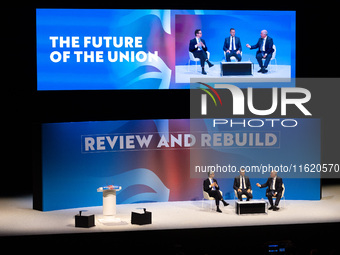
xmin=97 ymin=185 xmax=122 ymax=216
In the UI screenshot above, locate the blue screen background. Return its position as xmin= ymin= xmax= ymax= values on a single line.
xmin=36 ymin=9 xmax=295 ymax=90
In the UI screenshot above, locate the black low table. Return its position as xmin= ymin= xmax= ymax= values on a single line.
xmin=220 ymin=61 xmax=253 ymax=76
xmin=235 ymin=200 xmax=268 ymax=215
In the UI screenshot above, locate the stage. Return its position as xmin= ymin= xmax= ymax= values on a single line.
xmin=175 ymin=63 xmax=291 ymax=84
xmin=1 ymin=185 xmax=339 ymax=237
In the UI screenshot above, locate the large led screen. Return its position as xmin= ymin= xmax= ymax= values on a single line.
xmin=36 ymin=9 xmax=296 ymax=90
xmin=39 ymin=118 xmax=320 ymax=211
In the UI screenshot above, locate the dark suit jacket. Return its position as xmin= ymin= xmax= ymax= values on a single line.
xmin=250 ymin=36 xmax=274 ymax=55
xmin=223 ymin=36 xmax=242 ymax=52
xmin=189 ymin=38 xmax=208 ymax=53
xmin=260 ymin=176 xmax=283 ymax=194
xmin=203 ymin=178 xmax=220 ymax=193
xmin=233 ymin=175 xmax=251 ymax=190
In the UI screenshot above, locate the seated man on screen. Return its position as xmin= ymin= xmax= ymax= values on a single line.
xmin=256 ymin=171 xmax=283 ymax=211
xmin=233 ymin=167 xmax=253 ymax=201
xmin=189 ymin=29 xmax=214 ymax=75
xmin=203 ymin=171 xmax=229 ymax=213
xmin=246 ymin=30 xmax=274 ymax=73
xmin=223 ymin=28 xmax=242 ymax=62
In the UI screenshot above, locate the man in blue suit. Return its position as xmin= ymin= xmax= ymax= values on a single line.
xmin=246 ymin=30 xmax=274 ymax=73
xmin=223 ymin=28 xmax=242 ymax=62
xmin=189 ymin=29 xmax=214 ymax=75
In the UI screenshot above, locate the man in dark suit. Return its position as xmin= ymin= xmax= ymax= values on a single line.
xmin=223 ymin=28 xmax=242 ymax=62
xmin=189 ymin=29 xmax=214 ymax=75
xmin=256 ymin=171 xmax=283 ymax=211
xmin=203 ymin=171 xmax=229 ymax=212
xmin=246 ymin=30 xmax=274 ymax=73
xmin=233 ymin=167 xmax=252 ymax=201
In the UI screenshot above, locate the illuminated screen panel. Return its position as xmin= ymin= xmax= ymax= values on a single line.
xmin=36 ymin=9 xmax=296 ymax=90
xmin=39 ymin=118 xmax=319 ymax=211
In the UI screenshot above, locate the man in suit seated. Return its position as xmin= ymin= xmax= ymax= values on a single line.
xmin=246 ymin=30 xmax=274 ymax=73
xmin=256 ymin=171 xmax=283 ymax=211
xmin=189 ymin=29 xmax=214 ymax=75
xmin=203 ymin=171 xmax=229 ymax=213
xmin=233 ymin=167 xmax=253 ymax=201
xmin=223 ymin=28 xmax=242 ymax=62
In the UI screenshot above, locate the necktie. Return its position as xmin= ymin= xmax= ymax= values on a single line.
xmin=242 ymin=177 xmax=245 ymax=190
xmin=231 ymin=37 xmax=234 ymax=51
xmin=198 ymin=38 xmax=202 ymax=51
xmin=271 ymin=178 xmax=275 ymax=190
